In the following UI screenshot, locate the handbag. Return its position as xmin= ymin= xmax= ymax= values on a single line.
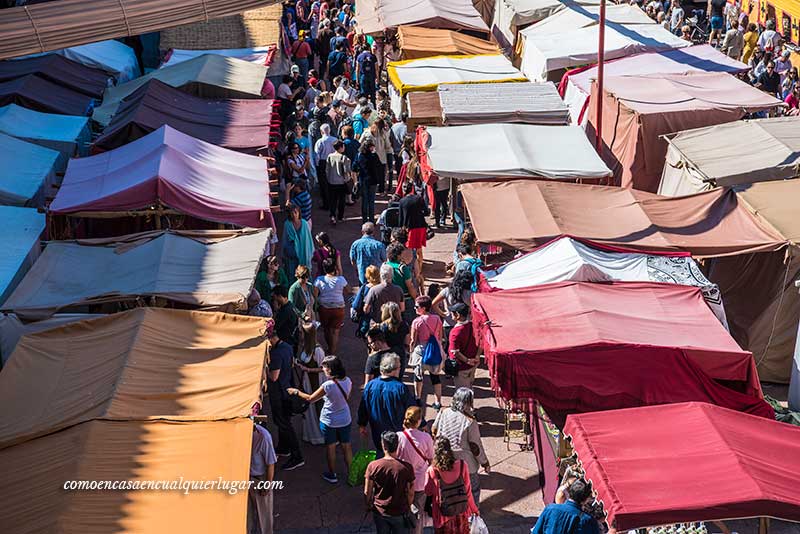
xmin=470 ymin=515 xmax=489 ymax=534
xmin=287 ymin=368 xmax=309 ymax=415
xmin=444 ymin=357 xmax=459 ymax=377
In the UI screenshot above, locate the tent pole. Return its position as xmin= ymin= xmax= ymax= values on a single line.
xmin=595 ymin=0 xmax=606 ymax=154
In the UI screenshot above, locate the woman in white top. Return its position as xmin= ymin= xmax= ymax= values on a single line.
xmin=288 ymin=355 xmax=353 ymax=484
xmin=396 ymin=406 xmax=434 ymax=534
xmin=313 ymin=257 xmax=349 ymax=355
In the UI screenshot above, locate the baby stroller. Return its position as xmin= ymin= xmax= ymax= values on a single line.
xmin=377 ymin=200 xmax=401 ymax=244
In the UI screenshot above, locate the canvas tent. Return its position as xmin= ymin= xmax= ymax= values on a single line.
xmin=0 ymin=74 xmax=95 ymax=116
xmin=93 ymin=54 xmax=269 ymax=126
xmin=2 ymin=229 xmax=269 ymax=318
xmin=0 ymin=104 xmax=90 ymax=172
xmin=0 ymin=54 xmax=111 ymax=98
xmin=492 ymin=0 xmax=602 ymax=49
xmin=658 ymin=117 xmax=800 ymax=196
xmin=356 ymin=0 xmax=490 ymax=35
xmin=481 ymin=235 xmax=728 ymax=327
xmin=396 ymin=26 xmax=499 ymax=60
xmin=93 ymin=80 xmax=274 ymax=153
xmin=588 ymin=72 xmax=783 ymax=193
xmin=471 ymin=281 xmax=772 ymax=426
xmin=50 ymin=125 xmax=273 ymax=230
xmin=45 ymin=40 xmax=140 ymax=83
xmin=423 ymin=123 xmax=611 ymax=181
xmin=437 ymin=82 xmax=569 ymax=125
xmin=0 ymin=307 xmax=269 ymax=448
xmin=518 ymin=3 xmax=688 ymax=81
xmin=0 ymin=313 xmax=102 ymax=366
xmin=407 ymin=91 xmax=444 ymax=130
xmin=562 ymin=45 xmax=748 ymax=126
xmin=565 ymin=402 xmax=800 ymax=530
xmin=0 ymin=133 xmax=60 ymax=208
xmin=0 ymin=207 xmax=44 ymax=306
xmin=0 ymin=0 xmax=281 ymax=61
xmin=162 ymin=45 xmax=277 ymax=68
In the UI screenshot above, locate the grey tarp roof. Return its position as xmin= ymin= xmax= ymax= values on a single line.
xmin=0 ymin=133 xmax=60 ymax=208
xmin=0 ymin=206 xmax=44 ymax=306
xmin=438 ymin=81 xmax=569 ymax=125
xmin=2 ymin=229 xmax=270 ymax=318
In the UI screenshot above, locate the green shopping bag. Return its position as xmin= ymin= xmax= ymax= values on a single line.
xmin=347 ymin=449 xmax=376 ymax=487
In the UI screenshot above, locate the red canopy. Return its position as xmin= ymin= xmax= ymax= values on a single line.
xmin=471 ymin=281 xmax=772 ymax=422
xmin=565 ymin=402 xmax=800 ymax=529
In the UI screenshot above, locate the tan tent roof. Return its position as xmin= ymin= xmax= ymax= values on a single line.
xmin=356 ymin=0 xmax=489 ymax=35
xmin=93 ymin=54 xmax=268 ymax=126
xmin=1 ymin=419 xmax=250 ymax=532
xmin=460 ymin=180 xmax=786 ymax=257
xmin=737 ymin=181 xmax=800 ymax=245
xmin=0 ymin=308 xmax=269 ymax=448
xmin=2 ymin=229 xmax=269 ymax=318
xmin=396 ymin=26 xmax=499 ymax=60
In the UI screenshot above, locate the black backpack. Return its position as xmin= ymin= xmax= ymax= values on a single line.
xmin=359 ymin=52 xmax=376 ymax=75
xmin=437 ymin=461 xmax=469 ymax=517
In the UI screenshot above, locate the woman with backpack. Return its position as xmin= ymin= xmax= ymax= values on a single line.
xmin=288 ymin=355 xmax=353 ymax=484
xmin=409 ymin=295 xmax=444 ymax=410
xmin=424 ymin=436 xmax=479 ymax=534
xmin=380 ymin=301 xmax=410 ymax=375
xmin=351 ymin=265 xmax=380 ymax=340
xmin=397 ymin=406 xmax=434 ymax=534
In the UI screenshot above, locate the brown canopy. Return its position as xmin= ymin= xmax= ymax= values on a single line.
xmin=0 ymin=54 xmax=111 ymax=98
xmin=0 ymin=308 xmax=269 ymax=449
xmin=0 ymin=74 xmax=94 ymax=115
xmin=587 ymin=72 xmax=783 ymax=193
xmin=0 ymin=0 xmax=280 ymax=61
xmin=460 ymin=180 xmax=786 ymax=257
xmin=396 ymin=25 xmax=499 ymax=60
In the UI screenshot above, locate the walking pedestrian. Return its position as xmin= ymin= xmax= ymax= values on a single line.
xmin=409 ymin=295 xmax=444 ymax=409
xmin=248 ymin=423 xmax=277 ymax=534
xmin=354 ymin=139 xmax=382 ymax=223
xmin=350 ymin=222 xmax=387 ymax=284
xmin=326 ymin=140 xmax=351 ymax=223
xmin=266 ymin=322 xmax=304 ymax=470
xmin=447 ymin=303 xmax=480 ymax=389
xmin=424 ymin=436 xmax=479 ymax=534
xmin=397 ymin=407 xmax=434 ymax=534
xmin=313 ymin=258 xmax=349 ymax=355
xmin=365 ymin=431 xmax=415 ymax=534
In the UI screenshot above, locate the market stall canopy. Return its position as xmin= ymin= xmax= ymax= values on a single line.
xmin=45 ymin=40 xmax=140 ymax=83
xmin=471 ymin=281 xmax=772 ymax=422
xmin=481 ymin=235 xmax=728 ymax=327
xmin=492 ymin=0 xmax=602 ymax=49
xmin=396 ymin=26 xmax=499 ymax=60
xmin=0 ymin=313 xmax=102 ymax=366
xmin=460 ymin=180 xmax=786 ymax=256
xmin=0 ymin=0 xmax=281 ymax=61
xmin=1 ymin=418 xmax=251 ymax=532
xmin=658 ymin=117 xmax=800 ymax=196
xmin=562 ymin=45 xmax=748 ymax=125
xmin=424 ymin=123 xmax=611 ymax=181
xmin=94 ymin=80 xmax=274 ymax=153
xmin=0 ymin=133 xmax=60 ymax=208
xmin=0 ymin=207 xmax=44 ymax=306
xmin=0 ymin=54 xmax=111 ymax=98
xmin=0 ymin=307 xmax=269 ymax=448
xmin=161 ymin=45 xmax=277 ymax=68
xmin=0 ymin=74 xmax=95 ymax=116
xmin=589 ymin=72 xmax=783 ymax=193
xmin=356 ymin=0 xmax=490 ymax=35
xmin=93 ymin=54 xmax=270 ymax=126
xmin=519 ymin=3 xmax=688 ymax=81
xmin=2 ymin=229 xmax=269 ymax=318
xmin=49 ymin=125 xmax=273 ymax=229
xmin=407 ymin=91 xmax=443 ymax=130
xmin=565 ymin=402 xmax=800 ymax=530
xmin=0 ymin=104 xmax=90 ymax=171
xmin=438 ymin=81 xmax=569 ymax=125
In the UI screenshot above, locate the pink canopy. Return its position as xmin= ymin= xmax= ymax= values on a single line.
xmin=50 ymin=125 xmax=273 ymax=228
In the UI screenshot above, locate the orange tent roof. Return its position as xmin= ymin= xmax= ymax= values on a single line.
xmin=396 ymin=25 xmax=499 ymax=60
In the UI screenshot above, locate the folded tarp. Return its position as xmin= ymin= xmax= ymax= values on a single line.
xmin=492 ymin=0 xmax=602 ymax=49
xmin=2 ymin=229 xmax=269 ymax=318
xmin=0 ymin=313 xmax=102 ymax=366
xmin=48 ymin=40 xmax=139 ymax=83
xmin=565 ymin=403 xmax=800 ymax=530
xmin=0 ymin=133 xmax=60 ymax=208
xmin=94 ymin=80 xmax=274 ymax=153
xmin=0 ymin=104 xmax=90 ymax=170
xmin=588 ymin=72 xmax=783 ymax=193
xmin=519 ymin=3 xmax=688 ymax=81
xmin=423 ymin=123 xmax=611 ymax=181
xmin=396 ymin=25 xmax=499 ymax=60
xmin=0 ymin=54 xmax=110 ymax=98
xmin=161 ymin=45 xmax=277 ymax=68
xmin=0 ymin=74 xmax=94 ymax=115
xmin=0 ymin=0 xmax=281 ymax=62
xmin=0 ymin=307 xmax=269 ymax=448
xmin=460 ymin=180 xmax=786 ymax=256
xmin=93 ymin=54 xmax=269 ymax=126
xmin=438 ymin=81 xmax=569 ymax=125
xmin=1 ymin=418 xmax=252 ymax=533
xmin=659 ymin=117 xmax=800 ymax=196
xmin=356 ymin=0 xmax=489 ymax=35
xmin=563 ymin=45 xmax=748 ymax=125
xmin=0 ymin=207 xmax=44 ymax=306
xmin=471 ymin=281 xmax=772 ymax=424
xmin=50 ymin=125 xmax=273 ymax=229
xmin=481 ymin=235 xmax=728 ymax=327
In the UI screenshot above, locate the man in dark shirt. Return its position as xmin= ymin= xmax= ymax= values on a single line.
xmin=756 ymin=61 xmax=781 ymax=97
xmin=531 ymin=479 xmax=599 ymax=534
xmin=356 ymin=44 xmax=379 ymax=104
xmin=364 ymin=431 xmax=415 ymax=534
xmin=398 ymin=181 xmax=429 ymax=278
xmin=363 ymin=327 xmax=398 ymax=382
xmin=272 ymin=285 xmax=299 ymax=349
xmin=266 ymin=321 xmax=304 ymax=471
xmin=328 ymin=43 xmax=348 ymax=84
xmin=317 ymin=21 xmax=334 ymax=80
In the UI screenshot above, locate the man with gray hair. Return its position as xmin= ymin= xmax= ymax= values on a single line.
xmin=363 ymin=263 xmax=404 ymax=322
xmin=358 ymin=353 xmax=417 ymax=458
xmin=314 ymin=122 xmax=337 ymax=214
xmin=350 ymin=221 xmax=387 ymax=284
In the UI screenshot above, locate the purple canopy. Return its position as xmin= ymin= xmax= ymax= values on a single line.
xmin=0 ymin=75 xmax=94 ymax=116
xmin=0 ymin=55 xmax=111 ymax=98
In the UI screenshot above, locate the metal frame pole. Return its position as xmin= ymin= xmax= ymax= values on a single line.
xmin=595 ymin=0 xmax=607 ymax=152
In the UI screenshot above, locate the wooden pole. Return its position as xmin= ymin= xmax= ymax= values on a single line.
xmin=595 ymin=0 xmax=607 ymax=153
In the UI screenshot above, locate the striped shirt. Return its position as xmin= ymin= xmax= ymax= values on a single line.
xmin=291 ymin=191 xmax=313 ymax=222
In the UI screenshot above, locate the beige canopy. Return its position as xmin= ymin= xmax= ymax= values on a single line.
xmin=356 ymin=0 xmax=489 ymax=35
xmin=396 ymin=26 xmax=499 ymax=60
xmin=0 ymin=308 xmax=269 ymax=448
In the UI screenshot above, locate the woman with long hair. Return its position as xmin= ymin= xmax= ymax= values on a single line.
xmin=313 ymin=258 xmax=349 ymax=355
xmin=352 ymin=264 xmax=380 ymax=339
xmin=255 ymin=255 xmax=289 ymax=308
xmin=424 ymin=436 xmax=479 ymax=534
xmin=281 ymin=204 xmax=314 ymax=278
xmin=312 ymin=231 xmax=342 ymax=278
xmin=397 ymin=406 xmax=434 ymax=534
xmin=379 ymin=301 xmax=410 ymax=374
xmin=295 ymin=321 xmax=325 ymax=445
xmin=353 ymin=139 xmax=382 ymax=222
xmin=288 ymin=264 xmax=315 ymax=322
